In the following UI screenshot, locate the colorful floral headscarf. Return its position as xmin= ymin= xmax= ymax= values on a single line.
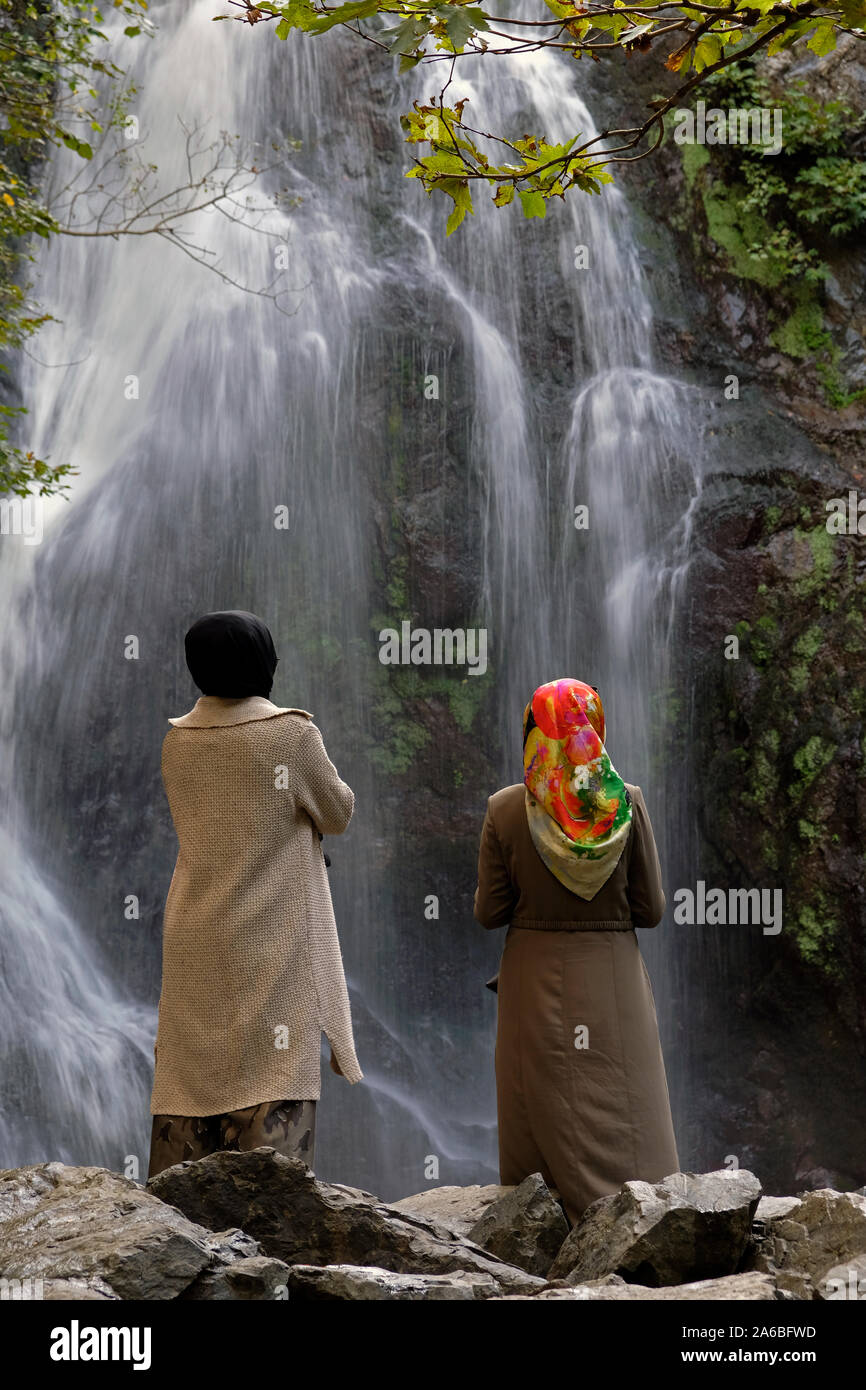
xmin=522 ymin=678 xmax=632 ymax=899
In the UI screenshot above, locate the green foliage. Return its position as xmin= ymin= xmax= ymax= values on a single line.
xmin=678 ymin=56 xmax=866 ymax=405
xmin=400 ymin=100 xmax=611 ymax=234
xmin=696 ymin=58 xmax=866 ymax=284
xmin=237 ymin=0 xmax=865 ymax=230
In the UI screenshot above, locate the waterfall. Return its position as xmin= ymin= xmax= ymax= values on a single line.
xmin=1 ymin=1 xmax=706 ymax=1195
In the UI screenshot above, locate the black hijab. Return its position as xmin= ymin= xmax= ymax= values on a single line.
xmin=184 ymin=610 xmax=278 ymax=699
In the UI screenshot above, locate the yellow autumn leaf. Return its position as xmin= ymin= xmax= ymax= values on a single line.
xmin=2 ymin=193 xmax=15 ymax=207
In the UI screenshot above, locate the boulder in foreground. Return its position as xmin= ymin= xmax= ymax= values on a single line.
xmin=466 ymin=1173 xmax=568 ymax=1277
xmin=287 ymin=1263 xmax=500 ymax=1300
xmin=0 ymin=1162 xmax=287 ymax=1300
xmin=149 ymin=1149 xmax=544 ymax=1296
xmin=747 ymin=1188 xmax=866 ymax=1298
xmin=389 ymin=1183 xmax=510 ymax=1238
xmin=548 ymin=1169 xmax=762 ymax=1287
xmin=499 ymin=1271 xmax=784 ymax=1300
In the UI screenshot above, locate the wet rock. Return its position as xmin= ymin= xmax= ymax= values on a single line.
xmin=184 ymin=1255 xmax=292 ymax=1300
xmin=547 ymin=1169 xmax=762 ymax=1287
xmin=287 ymin=1263 xmax=500 ymax=1300
xmin=41 ymin=1280 xmax=120 ymax=1300
xmin=500 ymin=1271 xmax=783 ymax=1300
xmin=466 ymin=1173 xmax=569 ymax=1278
xmin=747 ymin=1188 xmax=866 ymax=1298
xmin=181 ymin=1229 xmax=291 ymax=1300
xmin=149 ymin=1149 xmax=544 ymax=1295
xmin=0 ymin=1163 xmax=224 ymax=1300
xmin=766 ymin=528 xmax=815 ymax=581
xmin=389 ymin=1183 xmax=511 ymax=1238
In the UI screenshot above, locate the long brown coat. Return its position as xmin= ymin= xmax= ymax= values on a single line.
xmin=474 ymin=782 xmax=679 ymax=1222
xmin=151 ymin=695 xmax=363 ymax=1117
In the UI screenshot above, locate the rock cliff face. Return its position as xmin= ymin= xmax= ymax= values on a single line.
xmin=560 ymin=41 xmax=866 ymax=1192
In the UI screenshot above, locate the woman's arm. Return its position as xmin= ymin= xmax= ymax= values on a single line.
xmin=474 ymin=799 xmax=518 ymax=930
xmin=627 ymin=785 xmax=666 ymax=929
xmin=296 ymin=722 xmax=354 ymax=836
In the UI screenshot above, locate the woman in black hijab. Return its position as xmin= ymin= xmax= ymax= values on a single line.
xmin=147 ymin=611 xmax=362 ymax=1180
xmin=183 ymin=610 xmax=279 ymax=700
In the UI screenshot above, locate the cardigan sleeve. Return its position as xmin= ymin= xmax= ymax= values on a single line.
xmin=474 ymin=799 xmax=518 ymax=930
xmin=626 ymin=785 xmax=666 ymax=929
xmin=296 ymin=721 xmax=355 ymax=836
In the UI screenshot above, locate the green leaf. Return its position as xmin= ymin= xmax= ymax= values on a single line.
xmin=693 ymin=33 xmax=723 ymax=71
xmin=420 ymin=150 xmax=470 ymax=176
xmin=60 ymin=132 xmax=93 ymax=159
xmin=443 ymin=180 xmax=474 ymax=234
xmin=519 ymin=189 xmax=546 ymax=219
xmin=591 ymin=13 xmax=629 ymax=39
xmin=273 ymin=0 xmax=379 ymax=37
xmin=493 ymin=182 xmax=515 ymax=206
xmin=541 ymin=0 xmax=582 ymax=17
xmin=380 ymin=14 xmax=430 ymax=53
xmin=807 ymin=20 xmax=837 ymax=57
xmin=309 ymin=0 xmax=380 ymax=32
xmin=431 ymin=3 xmax=490 ymax=53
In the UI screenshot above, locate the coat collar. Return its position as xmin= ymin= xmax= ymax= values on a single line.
xmin=168 ymin=695 xmax=313 ymax=729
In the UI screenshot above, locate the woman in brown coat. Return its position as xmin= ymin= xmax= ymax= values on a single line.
xmin=474 ymin=677 xmax=679 ymax=1223
xmin=148 ymin=610 xmax=362 ymax=1180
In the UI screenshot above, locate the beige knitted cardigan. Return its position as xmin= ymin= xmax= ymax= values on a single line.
xmin=150 ymin=694 xmax=363 ymax=1116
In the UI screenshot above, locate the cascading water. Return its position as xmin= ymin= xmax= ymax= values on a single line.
xmin=1 ymin=2 xmax=706 ymax=1195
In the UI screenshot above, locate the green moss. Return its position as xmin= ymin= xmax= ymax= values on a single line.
xmin=761 ymin=729 xmax=780 ymax=756
xmin=446 ymin=677 xmax=485 ymax=733
xmin=701 ymin=183 xmax=785 ymax=288
xmin=680 ymin=140 xmax=710 ymax=191
xmin=366 ymin=643 xmax=490 ymax=777
xmin=385 ymin=555 xmax=409 ymax=612
xmin=759 ymin=830 xmax=780 ymax=871
xmin=751 ymin=614 xmax=779 ymax=666
xmin=740 ymin=732 xmax=777 ymax=810
xmin=782 ymin=522 xmax=837 ymax=604
xmin=772 ymin=296 xmax=866 ymax=408
xmin=793 ymin=899 xmax=841 ymax=975
xmin=805 ymin=525 xmax=834 ymax=581
xmin=771 ymin=296 xmax=826 ymax=358
xmin=368 ymin=674 xmax=432 ymax=775
xmin=786 ymin=622 xmax=823 ymax=692
xmin=793 ymin=624 xmax=823 ymax=662
xmin=788 ymin=735 xmax=835 ymax=799
xmin=797 ymin=818 xmax=822 ymax=844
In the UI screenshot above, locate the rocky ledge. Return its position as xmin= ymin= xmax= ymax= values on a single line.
xmin=0 ymin=1152 xmax=864 ymax=1301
